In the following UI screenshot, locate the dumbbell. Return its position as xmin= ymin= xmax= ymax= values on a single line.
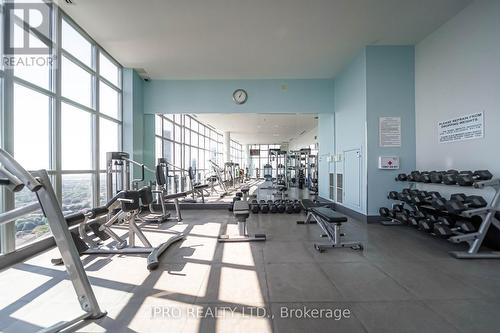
xmin=433 ymin=216 xmax=476 ymax=238
xmin=457 ymin=170 xmax=492 ymax=186
xmin=250 ymin=199 xmax=260 ymax=213
xmin=285 ymin=203 xmax=294 ymax=214
xmin=429 ymin=171 xmax=444 ymax=184
xmin=445 ymin=195 xmax=487 ymax=214
xmin=388 ymin=191 xmax=400 ymax=200
xmin=416 ymin=171 xmax=433 ymax=183
xmin=410 ymin=191 xmax=441 ymax=205
xmin=407 ymin=171 xmax=420 ymax=182
xmin=406 ymin=210 xmax=426 ymax=227
xmin=418 ymin=214 xmax=439 ymax=233
xmin=259 ymin=200 xmax=270 ymax=213
xmin=395 ymin=173 xmax=408 ymax=181
xmin=442 ymin=170 xmax=459 ymax=185
xmin=293 ymin=202 xmax=302 ymax=213
xmin=270 ymin=203 xmax=278 ymax=213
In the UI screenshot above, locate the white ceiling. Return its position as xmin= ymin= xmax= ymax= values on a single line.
xmin=194 ymin=113 xmax=317 ymax=144
xmin=59 ymin=0 xmax=471 ymax=79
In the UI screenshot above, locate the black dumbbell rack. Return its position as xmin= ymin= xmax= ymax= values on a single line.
xmin=382 ymin=178 xmax=500 ymax=259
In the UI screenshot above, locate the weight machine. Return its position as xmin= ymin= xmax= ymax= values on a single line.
xmin=0 ymin=148 xmax=106 ymax=332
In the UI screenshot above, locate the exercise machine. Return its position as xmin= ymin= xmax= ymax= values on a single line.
xmin=0 ymin=148 xmax=106 ymax=332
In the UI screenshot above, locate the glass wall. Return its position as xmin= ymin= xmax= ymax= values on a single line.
xmin=0 ymin=3 xmax=122 ymax=251
xmin=249 ymin=144 xmax=281 ymax=178
xmin=155 ymin=114 xmax=238 ymax=193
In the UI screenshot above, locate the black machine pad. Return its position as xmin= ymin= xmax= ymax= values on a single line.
xmin=310 ymin=207 xmax=348 ymax=223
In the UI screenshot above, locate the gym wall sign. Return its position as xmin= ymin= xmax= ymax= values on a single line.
xmin=438 ymin=112 xmax=484 ymax=144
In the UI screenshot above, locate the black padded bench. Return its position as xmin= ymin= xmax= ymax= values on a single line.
xmin=300 ymin=199 xmax=333 ymax=212
xmin=297 ymin=206 xmax=363 ymax=253
xmin=218 ymin=200 xmax=266 ymax=242
xmin=310 ymin=207 xmax=348 ymax=223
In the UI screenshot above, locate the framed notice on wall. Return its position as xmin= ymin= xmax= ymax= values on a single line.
xmin=438 ymin=112 xmax=484 ymax=144
xmin=379 ymin=117 xmax=401 ymax=147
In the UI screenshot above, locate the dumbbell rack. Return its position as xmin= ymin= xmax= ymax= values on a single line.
xmin=448 ymin=179 xmax=500 ymax=258
xmin=384 ymin=178 xmax=500 ymax=259
xmin=381 ymin=182 xmax=417 ymax=226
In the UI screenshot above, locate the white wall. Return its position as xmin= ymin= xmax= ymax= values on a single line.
xmin=415 ymin=0 xmax=500 ymax=175
xmin=288 ymin=126 xmax=317 ymax=151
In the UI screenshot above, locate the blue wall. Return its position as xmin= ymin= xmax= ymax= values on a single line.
xmin=318 ymin=113 xmax=335 ymax=199
xmin=144 ymin=79 xmax=334 ymax=114
xmin=332 ymin=51 xmax=367 ymax=214
xmin=125 ymin=47 xmax=416 ymax=220
xmin=366 ymin=46 xmax=416 ymax=215
xmin=122 ymin=69 xmax=145 ymax=178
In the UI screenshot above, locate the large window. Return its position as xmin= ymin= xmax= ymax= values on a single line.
xmin=249 ymin=144 xmax=281 ymax=178
xmin=0 ymin=4 xmax=122 ymax=251
xmin=155 ymin=114 xmax=226 ymax=193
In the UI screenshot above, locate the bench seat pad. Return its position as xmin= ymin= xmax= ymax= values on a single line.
xmin=164 ymin=192 xmax=188 ymax=200
xmin=310 ymin=207 xmax=348 ymax=223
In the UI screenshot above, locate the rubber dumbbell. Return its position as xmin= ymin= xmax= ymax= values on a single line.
xmin=445 ymin=195 xmax=487 ymax=214
xmin=442 ymin=170 xmax=459 ymax=185
xmin=433 ymin=217 xmax=476 ymax=238
xmin=388 ymin=191 xmax=400 ymax=200
xmin=407 ymin=211 xmax=426 ymax=227
xmin=251 ymin=203 xmax=260 ymax=213
xmin=411 ymin=191 xmax=441 ymax=205
xmin=407 ymin=171 xmax=420 ymax=182
xmin=285 ymin=203 xmax=294 ymax=214
xmin=457 ymin=170 xmax=492 ymax=186
xmin=270 ymin=203 xmax=278 ymax=213
xmin=293 ymin=203 xmax=302 ymax=213
xmin=417 ymin=171 xmax=433 ymax=183
xmin=260 ymin=203 xmax=270 ymax=213
xmin=429 ymin=171 xmax=444 ymax=184
xmin=395 ymin=173 xmax=408 ymax=181
xmin=418 ymin=214 xmax=439 ymax=233
xmin=432 ymin=193 xmax=467 ymax=210
xmin=277 ymin=203 xmax=285 ymax=213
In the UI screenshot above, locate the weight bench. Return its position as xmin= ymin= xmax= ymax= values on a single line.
xmin=164 ymin=191 xmax=188 ymax=221
xmin=240 ymin=186 xmax=250 ymax=201
xmin=299 ymin=199 xmax=333 ymax=214
xmin=218 ymin=200 xmax=266 ymax=242
xmin=298 ymin=207 xmax=363 ymax=252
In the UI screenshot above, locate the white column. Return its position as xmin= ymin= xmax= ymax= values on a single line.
xmin=223 ymin=131 xmax=231 ymax=163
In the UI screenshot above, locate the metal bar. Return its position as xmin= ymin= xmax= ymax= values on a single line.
xmin=33 ymin=170 xmax=105 ymax=318
xmin=0 ymin=202 xmax=40 ymax=225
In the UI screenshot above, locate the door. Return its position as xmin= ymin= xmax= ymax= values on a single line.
xmin=343 ymin=149 xmax=361 ymax=209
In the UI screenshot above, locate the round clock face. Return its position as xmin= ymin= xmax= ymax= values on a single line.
xmin=233 ymin=89 xmax=248 ymax=104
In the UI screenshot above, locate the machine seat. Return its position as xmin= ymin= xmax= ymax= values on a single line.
xmin=164 ymin=192 xmax=188 ymax=200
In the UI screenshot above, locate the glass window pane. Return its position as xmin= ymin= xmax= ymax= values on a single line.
xmin=155 ymin=137 xmax=162 ymax=162
xmin=62 ymin=56 xmax=92 ymax=107
xmin=174 ymin=143 xmax=181 ymax=168
xmin=174 ymin=125 xmax=181 ymax=142
xmin=99 ymin=81 xmax=119 ymax=119
xmin=99 ymin=52 xmax=119 ymax=87
xmin=163 ymin=140 xmax=173 ymax=164
xmin=184 ymin=129 xmax=190 ymax=145
xmin=61 ymin=103 xmax=92 ymax=170
xmin=99 ymin=173 xmax=107 ymax=205
xmin=62 ymin=19 xmax=92 ymax=67
xmin=190 ymin=147 xmax=198 ymax=170
xmin=13 ymin=84 xmax=50 ymax=170
xmin=99 ymin=118 xmax=120 ymax=169
xmin=155 ymin=115 xmax=162 ymax=136
xmin=192 ymin=131 xmax=198 ymax=147
xmin=62 ymin=174 xmax=93 ymax=214
xmin=13 ymin=34 xmax=50 ymax=89
xmin=163 ymin=119 xmax=173 ymax=140
xmin=15 ymin=188 xmax=48 ymax=248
